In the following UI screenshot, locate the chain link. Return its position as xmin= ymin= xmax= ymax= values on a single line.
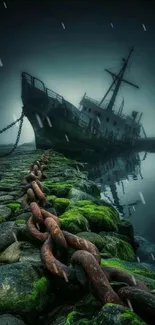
xmin=0 ymin=110 xmax=25 ymax=157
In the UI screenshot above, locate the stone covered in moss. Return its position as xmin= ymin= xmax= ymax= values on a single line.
xmin=77 ymin=232 xmax=105 ymax=251
xmin=101 ymin=258 xmax=155 ymax=290
xmin=15 ymin=219 xmax=26 ymax=225
xmin=101 ymin=234 xmax=135 ymax=261
xmin=47 ymin=195 xmax=70 ymax=214
xmin=0 ymin=261 xmax=50 ymax=313
xmin=94 ymin=303 xmax=147 ymax=325
xmin=65 ymin=200 xmax=120 ymax=233
xmin=77 ymin=230 xmax=135 ymax=261
xmin=118 ymin=219 xmax=134 ymax=242
xmin=99 ymin=231 xmax=134 ymax=246
xmin=60 ymin=210 xmax=90 ymax=234
xmin=50 ymin=301 xmax=147 ymax=325
xmin=0 ymin=205 xmax=11 ymax=222
xmin=54 ymin=197 xmax=70 ymax=214
xmin=46 ymin=195 xmax=57 ymax=204
xmin=6 ymin=202 xmax=25 ymax=218
xmin=44 ymin=181 xmax=74 ymax=197
xmin=65 ymin=311 xmax=83 ymax=325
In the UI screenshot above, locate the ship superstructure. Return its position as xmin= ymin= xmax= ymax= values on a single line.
xmin=21 ymin=47 xmax=146 ymax=156
xmin=79 ymin=47 xmax=142 ymax=145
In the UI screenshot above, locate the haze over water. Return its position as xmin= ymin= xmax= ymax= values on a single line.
xmin=89 ymin=150 xmax=155 ymax=244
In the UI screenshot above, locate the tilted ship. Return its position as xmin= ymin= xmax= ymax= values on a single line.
xmin=21 ymin=47 xmax=147 ymax=156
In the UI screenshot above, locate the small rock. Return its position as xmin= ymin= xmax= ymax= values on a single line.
xmin=0 ymin=241 xmax=41 ymax=264
xmin=0 ymin=205 xmax=11 ymax=221
xmin=0 ymin=191 xmax=9 ymax=196
xmin=16 ymin=212 xmax=32 ymax=221
xmin=9 ymin=190 xmax=22 ymax=197
xmin=0 ymin=314 xmax=26 ymax=325
xmin=68 ymin=188 xmax=96 ymax=202
xmin=0 ymin=222 xmax=17 ymax=252
xmin=94 ymin=303 xmax=147 ymax=325
xmin=0 ymin=195 xmax=14 ymax=202
xmin=0 ymin=261 xmax=50 ymax=313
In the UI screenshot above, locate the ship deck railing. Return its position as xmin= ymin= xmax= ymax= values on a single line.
xmin=22 ymin=72 xmax=64 ymax=104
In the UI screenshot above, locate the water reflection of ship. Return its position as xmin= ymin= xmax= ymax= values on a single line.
xmin=90 ymin=151 xmax=147 ymax=217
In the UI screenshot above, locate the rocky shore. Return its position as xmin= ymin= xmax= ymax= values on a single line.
xmin=0 ymin=149 xmax=155 ymax=325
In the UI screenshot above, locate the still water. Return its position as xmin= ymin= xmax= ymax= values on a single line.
xmin=89 ymin=151 xmax=155 ymax=244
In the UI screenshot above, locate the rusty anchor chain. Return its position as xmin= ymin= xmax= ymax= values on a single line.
xmin=0 ymin=109 xmax=25 ymax=157
xmin=21 ymin=150 xmax=150 ymax=308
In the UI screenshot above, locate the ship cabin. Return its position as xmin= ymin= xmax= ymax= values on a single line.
xmin=79 ymin=93 xmax=142 ymax=144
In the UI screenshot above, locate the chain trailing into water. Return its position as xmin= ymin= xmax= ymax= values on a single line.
xmin=21 ymin=150 xmax=151 ymax=309
xmin=0 ymin=110 xmax=24 ymax=157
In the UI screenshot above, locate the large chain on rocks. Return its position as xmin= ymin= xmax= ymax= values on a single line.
xmin=22 ymin=150 xmax=149 ymax=307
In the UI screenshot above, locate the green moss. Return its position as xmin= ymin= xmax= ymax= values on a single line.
xmin=21 ymin=276 xmax=50 ymax=312
xmin=44 ymin=181 xmax=74 ymax=197
xmin=7 ymin=202 xmax=21 ymax=211
xmin=15 ymin=219 xmax=26 ymax=225
xmin=54 ymin=198 xmax=70 ymax=214
xmin=65 ymin=312 xmax=91 ymax=325
xmin=1 ymin=178 xmax=19 ymax=184
xmin=76 ymin=320 xmax=91 ymax=325
xmin=120 ymin=309 xmax=147 ymax=324
xmin=101 ymin=258 xmax=155 ymax=290
xmin=101 ymin=235 xmax=135 ymax=261
xmin=0 ymin=275 xmax=49 ymax=313
xmin=60 ymin=209 xmax=90 ymax=234
xmin=77 ymin=232 xmax=105 ymax=251
xmin=94 ymin=303 xmax=147 ymax=325
xmin=66 ymin=200 xmax=120 ymax=232
xmin=30 ymin=276 xmax=49 ymax=306
xmin=50 ymin=154 xmax=73 ymax=166
xmin=46 ymin=195 xmax=57 ymax=204
xmin=65 ymin=311 xmax=79 ymax=325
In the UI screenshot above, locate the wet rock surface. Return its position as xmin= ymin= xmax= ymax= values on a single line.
xmin=0 ymin=314 xmax=26 ymax=325
xmin=0 ymin=148 xmax=154 ymax=325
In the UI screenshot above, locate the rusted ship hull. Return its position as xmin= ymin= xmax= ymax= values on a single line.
xmin=21 ymin=72 xmax=134 ymax=157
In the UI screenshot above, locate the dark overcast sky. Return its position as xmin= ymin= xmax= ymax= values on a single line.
xmin=0 ymin=0 xmax=155 ymax=144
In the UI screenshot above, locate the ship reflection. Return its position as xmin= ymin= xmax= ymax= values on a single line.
xmin=89 ymin=151 xmax=148 ymax=218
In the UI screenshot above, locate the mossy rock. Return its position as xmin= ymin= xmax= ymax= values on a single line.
xmin=0 ymin=182 xmax=19 ymax=191
xmin=99 ymin=231 xmax=134 ymax=247
xmin=46 ymin=195 xmax=57 ymax=204
xmin=50 ymin=301 xmax=146 ymax=325
xmin=66 ymin=200 xmax=120 ymax=233
xmin=94 ymin=303 xmax=147 ymax=325
xmin=77 ymin=232 xmax=105 ymax=251
xmin=43 ymin=181 xmax=74 ymax=197
xmin=100 ymin=235 xmax=135 ymax=261
xmin=60 ymin=209 xmax=90 ymax=234
xmin=54 ymin=197 xmax=70 ymax=215
xmin=47 ymin=195 xmax=70 ymax=214
xmin=65 ymin=311 xmax=85 ymax=325
xmin=0 ymin=205 xmax=11 ymax=222
xmin=15 ymin=219 xmax=26 ymax=225
xmin=74 ymin=294 xmax=102 ymax=316
xmin=0 ymin=262 xmax=50 ymax=313
xmin=1 ymin=178 xmax=19 ymax=184
xmin=7 ymin=202 xmax=21 ymax=212
xmin=118 ymin=219 xmax=134 ymax=241
xmin=101 ymin=258 xmax=155 ymax=290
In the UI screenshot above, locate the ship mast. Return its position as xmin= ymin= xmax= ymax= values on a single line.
xmin=99 ymin=47 xmax=139 ymax=111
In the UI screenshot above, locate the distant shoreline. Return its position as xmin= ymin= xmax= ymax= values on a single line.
xmin=0 ymin=143 xmax=36 ymax=153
